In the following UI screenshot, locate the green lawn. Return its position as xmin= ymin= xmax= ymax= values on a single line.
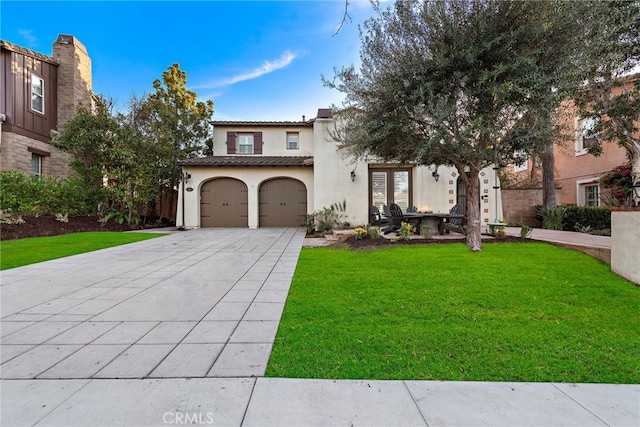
xmin=0 ymin=232 xmax=166 ymax=270
xmin=266 ymin=242 xmax=640 ymax=383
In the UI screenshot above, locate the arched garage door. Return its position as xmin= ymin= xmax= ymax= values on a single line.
xmin=259 ymin=178 xmax=307 ymax=227
xmin=200 ymin=178 xmax=248 ymax=227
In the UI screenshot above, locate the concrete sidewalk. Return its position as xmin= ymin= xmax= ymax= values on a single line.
xmin=503 ymin=226 xmax=612 ymax=263
xmin=1 ymin=228 xmax=638 ymax=426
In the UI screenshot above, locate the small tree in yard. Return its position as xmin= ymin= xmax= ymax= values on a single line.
xmin=53 ymin=97 xmax=158 ymax=224
xmin=326 ymin=0 xmax=580 ymax=251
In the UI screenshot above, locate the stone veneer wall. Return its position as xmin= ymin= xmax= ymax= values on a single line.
xmin=52 ymin=35 xmax=92 ymax=130
xmin=501 ymin=188 xmax=543 ymax=226
xmin=0 ymin=133 xmax=74 ymax=178
xmin=610 ymin=210 xmax=640 ymax=285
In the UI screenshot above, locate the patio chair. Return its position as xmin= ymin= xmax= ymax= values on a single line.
xmin=369 ymin=205 xmax=389 ymax=226
xmin=381 ymin=204 xmax=402 ymax=234
xmin=444 ymin=204 xmax=465 ymax=234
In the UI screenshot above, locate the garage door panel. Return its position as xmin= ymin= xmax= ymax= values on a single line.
xmin=259 ymin=178 xmax=307 ymax=227
xmin=200 ymin=178 xmax=248 ymax=228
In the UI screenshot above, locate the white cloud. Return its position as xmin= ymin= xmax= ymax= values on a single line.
xmin=18 ymin=30 xmax=37 ymax=47
xmin=196 ymin=51 xmax=298 ymax=89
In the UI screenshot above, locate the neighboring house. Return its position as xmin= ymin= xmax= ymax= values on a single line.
xmin=506 ymin=95 xmax=634 ymax=208
xmin=0 ymin=34 xmax=93 ymax=178
xmin=177 ymin=109 xmax=503 ymax=229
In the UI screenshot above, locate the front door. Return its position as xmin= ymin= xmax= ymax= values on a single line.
xmin=369 ymin=168 xmax=412 ymax=212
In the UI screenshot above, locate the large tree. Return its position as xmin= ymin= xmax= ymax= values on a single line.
xmin=134 ymin=63 xmax=215 ymax=192
xmin=571 ymin=1 xmax=640 ymax=205
xmin=327 ymin=0 xmax=579 ymax=250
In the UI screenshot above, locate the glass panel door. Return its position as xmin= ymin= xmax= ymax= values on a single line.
xmin=393 ymin=171 xmax=409 ymax=211
xmin=369 ymin=168 xmax=412 ymax=213
xmin=371 ymin=171 xmax=388 ymax=213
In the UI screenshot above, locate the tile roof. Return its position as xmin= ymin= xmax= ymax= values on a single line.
xmin=211 ymin=121 xmax=313 ymax=127
xmin=178 ymin=156 xmax=314 ymax=167
xmin=0 ymin=40 xmax=57 ymax=65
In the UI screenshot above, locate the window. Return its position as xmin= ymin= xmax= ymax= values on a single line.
xmin=31 ymin=74 xmax=45 ymax=114
xmin=575 ymin=117 xmax=598 ymax=155
xmin=369 ymin=168 xmax=412 ymax=212
xmin=287 ymin=132 xmax=299 ymax=150
xmin=31 ymin=153 xmax=42 ymax=175
xmin=585 ymin=184 xmax=599 ymax=206
xmin=513 ymin=150 xmax=528 ymax=172
xmin=238 ymin=134 xmax=254 ymax=154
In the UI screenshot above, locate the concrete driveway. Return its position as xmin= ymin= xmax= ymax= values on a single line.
xmin=1 ymin=228 xmax=304 ymax=380
xmin=1 ymin=228 xmax=638 ymax=426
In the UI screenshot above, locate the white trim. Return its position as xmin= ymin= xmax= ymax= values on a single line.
xmin=31 ymin=74 xmax=45 ymax=115
xmin=575 ymin=178 xmax=599 ymax=206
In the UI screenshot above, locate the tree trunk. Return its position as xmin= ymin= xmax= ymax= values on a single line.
xmin=465 ymin=169 xmax=482 ymax=252
xmin=542 ymin=142 xmax=557 ymax=207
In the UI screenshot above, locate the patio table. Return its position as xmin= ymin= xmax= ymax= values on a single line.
xmin=403 ymin=212 xmax=464 ymax=235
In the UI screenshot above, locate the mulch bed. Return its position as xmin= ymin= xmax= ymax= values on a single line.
xmin=343 ymin=234 xmax=526 ymax=250
xmin=0 ymin=215 xmax=173 ymax=241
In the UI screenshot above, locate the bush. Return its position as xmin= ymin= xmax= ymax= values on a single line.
xmin=600 ymin=162 xmax=633 ymax=206
xmin=536 ymin=205 xmax=566 ymax=230
xmin=563 ymin=206 xmax=610 ymax=231
xmin=397 ymin=221 xmax=416 ymax=240
xmin=307 ymin=200 xmax=347 ymax=233
xmin=0 ymin=171 xmax=101 ymax=217
xmin=535 ymin=204 xmax=611 ymax=232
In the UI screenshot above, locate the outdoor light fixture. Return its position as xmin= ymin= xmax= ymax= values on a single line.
xmin=350 ymin=170 xmax=356 ymax=182
xmin=432 ymin=169 xmax=440 ymax=182
xmin=632 ymin=180 xmax=640 ymax=205
xmin=183 ymin=173 xmax=191 ymax=182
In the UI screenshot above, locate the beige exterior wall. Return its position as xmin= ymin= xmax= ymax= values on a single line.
xmin=211 ymin=125 xmax=314 ymax=157
xmin=312 ymin=117 xmax=503 ymax=226
xmin=177 ymin=166 xmax=314 ymax=229
xmin=610 ymin=210 xmax=640 ymax=284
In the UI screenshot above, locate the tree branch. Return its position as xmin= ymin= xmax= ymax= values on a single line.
xmin=333 ymin=0 xmax=352 ymax=36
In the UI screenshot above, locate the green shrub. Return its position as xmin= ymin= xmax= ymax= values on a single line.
xmin=397 ymin=221 xmax=416 ymax=240
xmin=0 ymin=171 xmax=101 ymax=217
xmin=535 ymin=205 xmax=611 ymax=232
xmin=563 ymin=206 xmax=610 ymax=231
xmin=536 ymin=205 xmax=566 ymax=230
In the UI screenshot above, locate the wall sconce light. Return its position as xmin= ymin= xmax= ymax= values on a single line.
xmin=632 ymin=180 xmax=640 ymax=205
xmin=350 ymin=170 xmax=356 ymax=182
xmin=183 ymin=173 xmax=191 ymax=182
xmin=432 ymin=169 xmax=440 ymax=182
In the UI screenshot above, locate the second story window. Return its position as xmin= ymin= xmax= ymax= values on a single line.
xmin=31 ymin=74 xmax=45 ymax=114
xmin=287 ymin=132 xmax=299 ymax=150
xmin=227 ymin=131 xmax=263 ymax=154
xmin=238 ymin=134 xmax=254 ymax=154
xmin=575 ymin=117 xmax=598 ymax=155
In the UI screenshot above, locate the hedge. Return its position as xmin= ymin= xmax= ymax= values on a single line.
xmin=535 ymin=205 xmax=611 ymax=231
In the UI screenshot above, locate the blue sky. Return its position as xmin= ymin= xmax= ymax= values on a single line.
xmin=1 ymin=1 xmax=376 ymax=121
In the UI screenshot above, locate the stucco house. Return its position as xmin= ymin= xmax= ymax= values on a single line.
xmin=176 ymin=108 xmax=503 ymax=229
xmin=0 ymin=34 xmax=93 ymax=178
xmin=505 ymin=75 xmax=638 ymax=209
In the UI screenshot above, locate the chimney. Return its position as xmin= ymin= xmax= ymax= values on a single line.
xmin=302 ymin=115 xmax=306 ymax=122
xmin=52 ymin=34 xmax=92 ymax=130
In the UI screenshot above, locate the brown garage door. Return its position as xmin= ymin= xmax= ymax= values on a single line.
xmin=200 ymin=178 xmax=248 ymax=227
xmin=259 ymin=178 xmax=307 ymax=227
